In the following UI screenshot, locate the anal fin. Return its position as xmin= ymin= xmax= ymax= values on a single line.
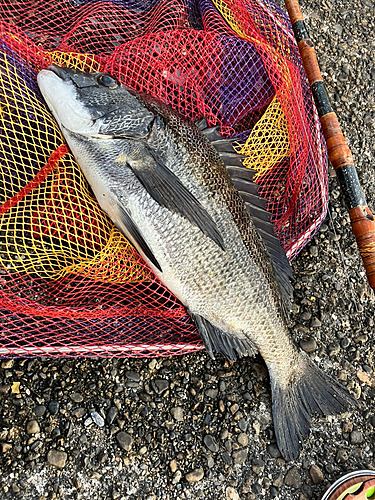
xmin=189 ymin=312 xmax=257 ymax=361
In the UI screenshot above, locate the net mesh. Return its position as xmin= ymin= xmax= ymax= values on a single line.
xmin=0 ymin=0 xmax=328 ymax=357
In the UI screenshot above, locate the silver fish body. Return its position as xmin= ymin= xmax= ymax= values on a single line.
xmin=37 ymin=66 xmax=356 ymax=460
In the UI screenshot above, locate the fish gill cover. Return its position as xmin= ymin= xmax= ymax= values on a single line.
xmin=0 ymin=0 xmax=328 ymax=356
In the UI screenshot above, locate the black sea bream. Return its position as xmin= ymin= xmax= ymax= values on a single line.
xmin=37 ymin=66 xmax=356 ymax=460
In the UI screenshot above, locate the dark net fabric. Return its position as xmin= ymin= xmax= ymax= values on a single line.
xmin=0 ymin=0 xmax=328 ymax=357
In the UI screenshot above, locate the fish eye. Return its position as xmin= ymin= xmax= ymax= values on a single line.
xmin=98 ymin=74 xmax=119 ymax=89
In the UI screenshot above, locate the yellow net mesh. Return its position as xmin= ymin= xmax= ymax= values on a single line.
xmin=234 ymin=97 xmax=290 ymax=179
xmin=0 ymin=50 xmax=150 ymax=284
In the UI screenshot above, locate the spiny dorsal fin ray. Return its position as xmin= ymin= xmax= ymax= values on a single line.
xmin=200 ymin=124 xmax=293 ymax=314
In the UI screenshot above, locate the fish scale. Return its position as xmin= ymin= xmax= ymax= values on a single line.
xmin=37 ymin=65 xmax=356 ymax=461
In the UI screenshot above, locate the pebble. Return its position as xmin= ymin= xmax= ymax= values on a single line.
xmin=26 ymin=420 xmax=40 ymax=435
xmin=232 ymin=449 xmax=248 ymax=464
xmin=1 ymin=359 xmax=14 ymax=369
xmin=353 ymin=384 xmax=362 ymax=400
xmin=71 ymin=408 xmax=86 ymax=419
xmin=1 ymin=443 xmax=12 ymax=453
xmin=230 ymin=403 xmax=239 ymax=415
xmin=301 ymin=311 xmax=312 ymax=321
xmin=220 ymin=429 xmax=229 ymax=441
xmin=237 ymin=433 xmax=248 ymax=447
xmin=284 ymin=467 xmax=302 ymax=488
xmin=107 ymin=407 xmax=118 ymax=425
xmin=169 ymin=459 xmax=178 ymax=473
xmin=300 ymin=337 xmax=317 ymax=353
xmin=205 ymin=388 xmax=218 ymax=399
xmin=125 ymin=370 xmax=140 ymax=382
xmin=226 ymin=487 xmax=240 ymax=500
xmin=170 ymin=407 xmax=184 ymax=421
xmin=172 ymin=471 xmax=182 ymax=484
xmin=273 ymin=473 xmax=284 ymax=488
xmin=342 ymin=422 xmax=353 ymax=433
xmin=47 ymin=449 xmax=68 ymax=469
xmin=357 ymin=370 xmax=375 ymax=387
xmin=33 ymin=405 xmax=46 ymax=417
xmin=309 ymin=246 xmax=318 ymax=257
xmin=309 ymin=464 xmax=324 ymax=484
xmin=237 ymin=418 xmax=248 ymax=432
xmin=70 ymin=393 xmax=84 ymax=403
xmin=340 ymin=338 xmax=351 ymax=348
xmin=204 ymin=434 xmax=219 ymax=452
xmin=310 ymin=317 xmax=322 ymax=328
xmin=48 ymin=401 xmax=59 ymax=415
xmin=185 ymin=468 xmax=204 ymax=483
xmin=30 ymin=440 xmax=43 ymax=452
xmin=267 ymin=444 xmax=281 ymax=458
xmin=252 ymin=483 xmax=262 ymax=495
xmin=11 ymin=483 xmax=20 ymax=493
xmin=148 ymin=359 xmax=157 ymax=370
xmin=0 ymin=385 xmax=10 ymax=395
xmin=252 ymin=421 xmax=260 ymax=435
xmin=328 ymin=343 xmax=341 ymax=356
xmin=354 ymin=334 xmax=368 ymax=344
xmin=270 ymin=486 xmax=279 ymax=497
xmin=91 ymin=411 xmax=105 ymax=427
xmin=11 ymin=382 xmax=20 ymax=394
xmin=153 ymin=379 xmax=169 ymax=394
xmin=116 ymin=431 xmax=133 ymax=451
xmin=51 ymin=428 xmax=61 ymax=440
xmin=350 ymin=430 xmax=363 ymax=444
xmin=336 ymin=449 xmax=348 ymax=463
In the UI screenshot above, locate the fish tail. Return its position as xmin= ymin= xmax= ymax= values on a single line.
xmin=269 ymin=354 xmax=357 ymax=461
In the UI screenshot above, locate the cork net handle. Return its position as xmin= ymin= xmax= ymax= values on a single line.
xmin=285 ymin=0 xmax=375 ymax=291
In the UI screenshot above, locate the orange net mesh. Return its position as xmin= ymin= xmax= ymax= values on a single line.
xmin=0 ymin=0 xmax=328 ymax=357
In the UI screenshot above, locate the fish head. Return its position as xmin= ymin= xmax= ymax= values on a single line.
xmin=37 ymin=65 xmax=155 ymax=139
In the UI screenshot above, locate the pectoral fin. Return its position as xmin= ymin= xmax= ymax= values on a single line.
xmin=128 ymin=145 xmax=225 ymax=250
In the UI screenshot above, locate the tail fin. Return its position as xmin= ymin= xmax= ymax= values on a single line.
xmin=270 ymin=355 xmax=357 ymax=461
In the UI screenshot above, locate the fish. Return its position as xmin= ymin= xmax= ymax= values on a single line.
xmin=37 ymin=65 xmax=356 ymax=460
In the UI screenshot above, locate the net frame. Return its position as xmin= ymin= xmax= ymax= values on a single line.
xmin=0 ymin=0 xmax=328 ymax=357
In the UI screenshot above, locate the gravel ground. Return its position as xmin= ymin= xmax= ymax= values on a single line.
xmin=1 ymin=1 xmax=375 ymax=499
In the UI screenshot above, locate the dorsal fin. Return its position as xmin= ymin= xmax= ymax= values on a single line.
xmin=200 ymin=124 xmax=293 ymax=314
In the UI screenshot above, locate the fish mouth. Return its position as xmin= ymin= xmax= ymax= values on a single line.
xmin=46 ymin=65 xmax=98 ymax=90
xmin=47 ymin=64 xmax=69 ymax=81
xmin=38 ymin=66 xmax=98 ymax=132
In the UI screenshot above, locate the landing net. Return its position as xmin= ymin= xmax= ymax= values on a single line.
xmin=0 ymin=0 xmax=328 ymax=357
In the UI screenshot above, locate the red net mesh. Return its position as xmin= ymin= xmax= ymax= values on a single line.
xmin=0 ymin=0 xmax=328 ymax=357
